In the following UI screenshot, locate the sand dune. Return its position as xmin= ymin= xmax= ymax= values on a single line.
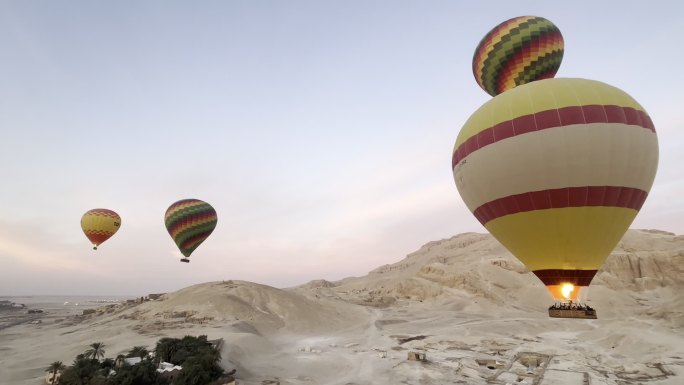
xmin=120 ymin=280 xmax=368 ymax=333
xmin=1 ymin=229 xmax=682 ymax=384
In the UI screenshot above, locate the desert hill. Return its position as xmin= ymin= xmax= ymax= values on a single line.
xmin=98 ymin=228 xmax=684 ymax=332
xmin=294 ymin=229 xmax=684 ymax=324
xmin=2 ymin=229 xmax=683 ymax=385
xmin=85 ymin=280 xmax=369 ymax=334
xmin=81 ymin=229 xmax=682 ymax=333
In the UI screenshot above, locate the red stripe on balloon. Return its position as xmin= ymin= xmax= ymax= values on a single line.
xmin=85 ymin=209 xmax=120 ymax=219
xmin=472 ymin=186 xmax=648 ymax=225
xmin=84 ymin=231 xmax=114 ymax=245
xmin=452 ymin=105 xmax=655 ymax=169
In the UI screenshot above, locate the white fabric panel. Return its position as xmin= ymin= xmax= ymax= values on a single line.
xmin=453 ymin=123 xmax=658 ymax=211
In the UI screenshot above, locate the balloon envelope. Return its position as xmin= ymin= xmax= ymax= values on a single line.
xmin=81 ymin=209 xmax=121 ymax=250
xmin=164 ymin=199 xmax=217 ymax=261
xmin=452 ymin=78 xmax=658 ymax=300
xmin=473 ymin=16 xmax=564 ymax=97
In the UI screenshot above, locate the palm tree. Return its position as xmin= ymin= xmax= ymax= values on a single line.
xmin=115 ymin=354 xmax=126 ymax=368
xmin=155 ymin=338 xmax=178 ymax=363
xmin=84 ymin=342 xmax=106 ymax=361
xmin=100 ymin=358 xmax=116 ymax=379
xmin=45 ymin=361 xmax=65 ymax=384
xmin=127 ymin=346 xmax=149 ymax=360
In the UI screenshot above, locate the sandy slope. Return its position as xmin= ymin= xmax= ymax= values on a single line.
xmin=1 ymin=229 xmax=682 ymax=385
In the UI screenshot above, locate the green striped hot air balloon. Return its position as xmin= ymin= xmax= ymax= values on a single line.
xmin=164 ymin=199 xmax=217 ymax=263
xmin=473 ymin=16 xmax=564 ymax=97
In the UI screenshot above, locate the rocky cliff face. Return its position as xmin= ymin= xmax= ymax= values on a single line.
xmin=124 ymin=229 xmax=683 ymax=331
xmin=595 ymin=230 xmax=684 ymax=290
xmin=324 ymin=229 xmax=684 ymax=323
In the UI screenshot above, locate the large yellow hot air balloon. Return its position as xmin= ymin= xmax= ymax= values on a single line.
xmin=452 ymin=78 xmax=658 ymax=301
xmin=81 ymin=209 xmax=121 ymax=250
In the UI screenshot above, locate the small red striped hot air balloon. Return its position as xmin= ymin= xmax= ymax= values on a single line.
xmin=81 ymin=209 xmax=121 ymax=250
xmin=164 ymin=199 xmax=217 ymax=263
xmin=452 ymin=78 xmax=658 ymax=303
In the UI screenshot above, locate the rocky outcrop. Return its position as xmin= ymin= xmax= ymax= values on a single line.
xmin=592 ymin=229 xmax=684 ymax=291
xmin=596 ymin=251 xmax=684 ymax=289
xmin=295 ymin=279 xmax=337 ymax=289
xmin=328 ymin=229 xmax=684 ymax=320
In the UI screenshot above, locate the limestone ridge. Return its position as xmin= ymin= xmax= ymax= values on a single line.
xmin=298 ymin=229 xmax=683 ymax=320
xmin=82 ymin=229 xmax=682 ymax=333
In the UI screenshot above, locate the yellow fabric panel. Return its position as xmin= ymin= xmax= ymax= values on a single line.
xmin=524 ymin=80 xmax=559 ymax=113
xmin=545 ymin=78 xmax=581 ymax=107
xmin=456 ymin=78 xmax=648 ymax=147
xmin=484 ymin=206 xmax=638 ymax=271
xmin=81 ymin=215 xmax=119 ymax=234
xmin=503 ymin=89 xmax=530 ymax=122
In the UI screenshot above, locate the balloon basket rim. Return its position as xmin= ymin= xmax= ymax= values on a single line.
xmin=548 ymin=308 xmax=597 ymax=319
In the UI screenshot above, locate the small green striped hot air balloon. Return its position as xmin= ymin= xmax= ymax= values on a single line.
xmin=473 ymin=16 xmax=564 ymax=97
xmin=164 ymin=199 xmax=217 ymax=263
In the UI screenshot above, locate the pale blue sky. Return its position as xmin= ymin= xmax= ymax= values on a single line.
xmin=1 ymin=1 xmax=682 ymax=295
